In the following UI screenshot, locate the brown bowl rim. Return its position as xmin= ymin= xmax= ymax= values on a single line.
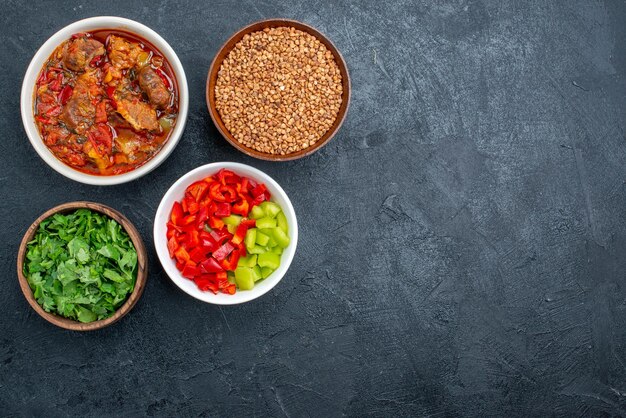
xmin=16 ymin=201 xmax=148 ymax=331
xmin=206 ymin=18 xmax=351 ymax=161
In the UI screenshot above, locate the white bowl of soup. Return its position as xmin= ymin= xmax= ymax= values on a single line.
xmin=21 ymin=16 xmax=189 ymax=185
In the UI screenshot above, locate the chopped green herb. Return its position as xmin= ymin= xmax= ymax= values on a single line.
xmin=23 ymin=209 xmax=137 ymax=323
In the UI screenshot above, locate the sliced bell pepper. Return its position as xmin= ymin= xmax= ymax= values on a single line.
xmin=183 ymin=195 xmax=199 ymax=215
xmin=251 ymin=193 xmax=266 ymax=207
xmin=200 ymin=257 xmax=223 ymax=273
xmin=208 ymin=216 xmax=224 ymax=230
xmin=199 ymin=230 xmax=216 ymax=249
xmin=210 ymin=228 xmax=230 ymax=243
xmin=232 ymin=198 xmax=249 ymax=216
xmin=49 ymin=73 xmax=63 ymax=91
xmin=186 ymin=180 xmax=210 ymax=202
xmin=213 ymin=242 xmax=234 ymax=262
xmin=217 ymin=276 xmax=231 ymax=290
xmin=231 ymin=219 xmax=255 ymax=246
xmin=209 ymin=183 xmax=238 ymax=203
xmin=182 ymin=264 xmax=200 ymax=279
xmin=237 ymin=177 xmax=250 ymax=194
xmin=217 ymin=169 xmax=241 ymax=185
xmin=167 ymin=236 xmax=179 ymax=258
xmin=194 ymin=275 xmax=218 ymax=293
xmin=185 ymin=229 xmax=200 ymax=248
xmin=196 ymin=205 xmax=209 ymax=229
xmin=87 ymin=124 xmax=113 ymax=157
xmin=188 ymin=246 xmax=206 ymax=264
xmin=221 ymin=248 xmax=242 ymax=271
xmin=181 ymin=214 xmax=197 ymax=226
xmin=59 ymin=85 xmax=73 ymax=105
xmin=174 ymin=247 xmax=191 ymax=265
xmin=214 ymin=202 xmax=231 ymax=217
xmin=170 ymin=201 xmax=184 ymax=226
xmin=90 ymin=54 xmax=103 ymax=67
xmin=251 ymin=183 xmax=267 ymax=198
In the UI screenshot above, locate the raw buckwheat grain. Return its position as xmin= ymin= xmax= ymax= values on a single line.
xmin=215 ymin=26 xmax=343 ymax=155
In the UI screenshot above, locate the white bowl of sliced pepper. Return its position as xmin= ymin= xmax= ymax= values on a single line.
xmin=154 ymin=162 xmax=298 ymax=305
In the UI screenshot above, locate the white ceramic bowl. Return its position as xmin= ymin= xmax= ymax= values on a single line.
xmin=20 ymin=16 xmax=189 ymax=185
xmin=154 ymin=162 xmax=298 ymax=305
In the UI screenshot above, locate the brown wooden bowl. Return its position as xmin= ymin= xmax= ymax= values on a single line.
xmin=206 ymin=18 xmax=351 ymax=161
xmin=16 ymin=201 xmax=148 ymax=331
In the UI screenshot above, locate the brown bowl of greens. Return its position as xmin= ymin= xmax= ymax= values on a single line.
xmin=16 ymin=202 xmax=147 ymax=331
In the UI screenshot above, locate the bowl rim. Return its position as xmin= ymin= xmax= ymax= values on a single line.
xmin=20 ymin=16 xmax=189 ymax=185
xmin=16 ymin=201 xmax=148 ymax=331
xmin=153 ymin=162 xmax=298 ymax=305
xmin=206 ymin=18 xmax=351 ymax=161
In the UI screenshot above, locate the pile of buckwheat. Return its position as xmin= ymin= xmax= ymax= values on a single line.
xmin=214 ymin=26 xmax=343 ymax=155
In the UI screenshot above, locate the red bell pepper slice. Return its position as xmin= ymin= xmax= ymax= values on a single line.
xmin=196 ymin=205 xmax=209 ymax=228
xmin=209 ymin=229 xmax=230 ymax=246
xmin=182 ymin=264 xmax=200 ymax=279
xmin=58 ymin=85 xmax=73 ymax=105
xmin=185 ymin=229 xmax=200 ymax=248
xmin=221 ymin=185 xmax=237 ymax=202
xmin=213 ymin=242 xmax=234 ymax=262
xmin=214 ymin=202 xmax=231 ymax=217
xmin=182 ymin=195 xmax=199 ymax=215
xmin=220 ymin=248 xmax=242 ymax=271
xmin=87 ymin=124 xmax=113 ymax=157
xmin=237 ymin=177 xmax=250 ymax=194
xmin=231 ymin=198 xmax=249 ymax=216
xmin=251 ymin=193 xmax=266 ymax=206
xmin=174 ymin=247 xmax=191 ymax=265
xmin=200 ymin=257 xmax=223 ymax=273
xmin=186 ymin=180 xmax=210 ymax=202
xmin=217 ymin=276 xmax=230 ymax=290
xmin=209 ymin=183 xmax=237 ymax=203
xmin=208 ymin=216 xmax=224 ymax=230
xmin=170 ymin=201 xmax=184 ymax=226
xmin=195 ymin=275 xmax=218 ymax=293
xmin=37 ymin=69 xmax=48 ymax=86
xmin=167 ymin=221 xmax=182 ymax=233
xmin=231 ymin=220 xmax=254 ymax=246
xmin=105 ymin=86 xmax=117 ymax=109
xmin=224 ymin=284 xmax=236 ymax=294
xmin=167 ymin=236 xmax=179 ymax=258
xmin=181 ymin=214 xmax=196 ymax=226
xmin=49 ymin=73 xmax=63 ymax=91
xmin=170 ymin=202 xmax=184 ymax=226
xmin=247 ymin=177 xmax=258 ymax=189
xmin=251 ymin=183 xmax=267 ymax=198
xmin=188 ymin=247 xmax=206 ymax=264
xmin=199 ymin=231 xmax=216 ymax=250
xmin=90 ymin=54 xmax=104 ymax=67
xmin=208 ymin=183 xmax=226 ymax=202
xmin=217 ymin=169 xmax=240 ymax=185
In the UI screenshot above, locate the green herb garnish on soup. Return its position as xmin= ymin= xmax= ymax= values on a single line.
xmin=23 ymin=209 xmax=137 ymax=323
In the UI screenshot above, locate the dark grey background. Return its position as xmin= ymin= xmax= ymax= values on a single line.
xmin=1 ymin=0 xmax=625 ymax=416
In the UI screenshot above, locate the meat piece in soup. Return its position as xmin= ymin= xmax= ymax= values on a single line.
xmin=62 ymin=37 xmax=105 ymax=72
xmin=138 ymin=67 xmax=171 ymax=109
xmin=60 ymin=70 xmax=101 ymax=134
xmin=107 ymin=35 xmax=143 ymax=77
xmin=115 ymin=90 xmax=160 ymax=132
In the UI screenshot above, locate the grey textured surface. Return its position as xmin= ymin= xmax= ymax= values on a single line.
xmin=1 ymin=0 xmax=626 ymax=416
